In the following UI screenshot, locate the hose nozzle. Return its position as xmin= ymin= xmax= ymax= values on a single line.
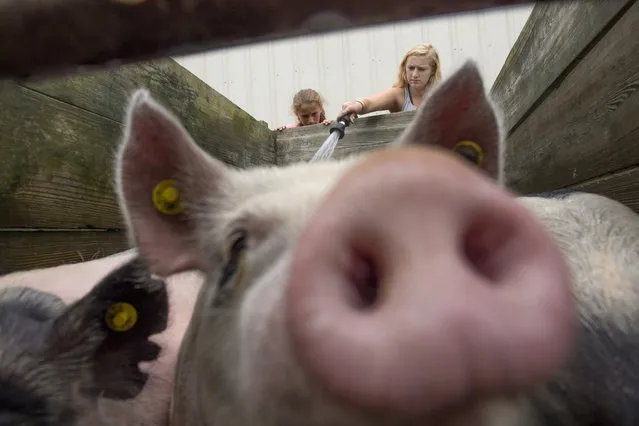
xmin=329 ymin=114 xmax=352 ymax=140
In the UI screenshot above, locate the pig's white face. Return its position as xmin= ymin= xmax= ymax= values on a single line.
xmin=114 ymin=61 xmax=575 ymax=425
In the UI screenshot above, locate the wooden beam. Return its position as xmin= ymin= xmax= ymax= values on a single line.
xmin=504 ymin=0 xmax=639 ymax=194
xmin=490 ymin=0 xmax=633 ymax=135
xmin=275 ymin=111 xmax=415 ymax=165
xmin=0 ymin=230 xmax=128 ymax=274
xmin=0 ymin=0 xmax=543 ymax=82
xmin=570 ymin=167 xmax=639 ymax=215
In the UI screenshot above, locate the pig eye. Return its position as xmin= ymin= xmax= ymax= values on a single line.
xmin=219 ymin=231 xmax=247 ymax=288
xmin=228 ymin=233 xmax=247 ymax=258
xmin=452 ymin=140 xmax=484 ymax=166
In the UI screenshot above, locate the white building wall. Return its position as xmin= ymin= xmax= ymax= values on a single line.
xmin=174 ymin=4 xmax=533 ymax=129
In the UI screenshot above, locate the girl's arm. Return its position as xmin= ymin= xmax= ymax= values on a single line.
xmin=338 ymin=87 xmax=403 ymax=119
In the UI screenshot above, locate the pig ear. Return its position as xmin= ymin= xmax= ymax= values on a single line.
xmin=393 ymin=60 xmax=504 ymax=183
xmin=47 ymin=258 xmax=169 ymax=401
xmin=115 ymin=89 xmax=231 ymax=277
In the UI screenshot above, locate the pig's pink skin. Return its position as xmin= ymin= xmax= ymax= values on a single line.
xmin=286 ymin=147 xmax=575 ymax=417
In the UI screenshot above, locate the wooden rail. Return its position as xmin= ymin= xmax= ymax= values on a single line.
xmin=0 ymin=0 xmax=546 ymax=82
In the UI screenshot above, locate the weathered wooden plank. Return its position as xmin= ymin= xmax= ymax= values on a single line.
xmin=570 ymin=167 xmax=639 ymax=215
xmin=0 ymin=83 xmax=125 ymax=229
xmin=275 ymin=111 xmax=416 ymax=165
xmin=21 ymin=58 xmax=276 ymax=169
xmin=1 ymin=58 xmax=276 ymax=229
xmin=490 ymin=0 xmax=633 ymax=134
xmin=504 ymin=1 xmax=639 ymax=194
xmin=0 ymin=230 xmax=128 ymax=274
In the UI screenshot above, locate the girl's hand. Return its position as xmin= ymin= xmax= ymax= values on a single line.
xmin=337 ymin=101 xmax=362 ymax=122
xmin=321 ymin=120 xmax=332 ymax=126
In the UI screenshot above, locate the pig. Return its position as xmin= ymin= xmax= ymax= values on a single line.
xmin=1 ymin=57 xmax=635 ymax=426
xmin=113 ymin=57 xmax=639 ymax=426
xmin=0 ymin=250 xmax=202 ymax=425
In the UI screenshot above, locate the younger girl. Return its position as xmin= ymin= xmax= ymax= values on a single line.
xmin=275 ymin=88 xmax=332 ymax=131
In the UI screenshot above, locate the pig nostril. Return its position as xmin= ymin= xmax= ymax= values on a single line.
xmin=347 ymin=254 xmax=379 ymax=309
xmin=462 ymin=215 xmax=512 ymax=283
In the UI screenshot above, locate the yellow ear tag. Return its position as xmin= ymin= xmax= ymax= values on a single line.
xmin=152 ymin=179 xmax=184 ymax=215
xmin=452 ymin=140 xmax=484 ymax=167
xmin=105 ymin=302 xmax=138 ymax=332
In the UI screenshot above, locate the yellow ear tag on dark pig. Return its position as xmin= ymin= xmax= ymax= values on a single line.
xmin=105 ymin=302 xmax=138 ymax=332
xmin=452 ymin=140 xmax=484 ymax=167
xmin=152 ymin=179 xmax=184 ymax=215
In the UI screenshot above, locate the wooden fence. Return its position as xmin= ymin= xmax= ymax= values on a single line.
xmin=2 ymin=0 xmax=638 ymax=273
xmin=0 ymin=58 xmax=274 ymax=273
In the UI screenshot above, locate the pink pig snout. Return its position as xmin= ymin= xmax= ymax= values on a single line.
xmin=285 ymin=147 xmax=575 ymax=416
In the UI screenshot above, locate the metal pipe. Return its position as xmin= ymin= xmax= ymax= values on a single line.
xmin=0 ymin=0 xmax=543 ymax=82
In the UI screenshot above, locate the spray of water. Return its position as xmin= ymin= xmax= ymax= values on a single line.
xmin=310 ymin=114 xmax=352 ymax=162
xmin=311 ymin=131 xmax=341 ymax=162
